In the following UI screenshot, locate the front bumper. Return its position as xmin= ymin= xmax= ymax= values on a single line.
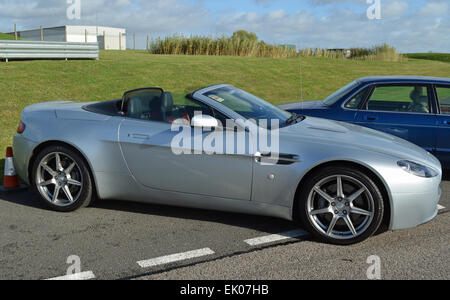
xmin=389 ymin=177 xmax=441 ymax=230
xmin=13 ymin=133 xmax=37 ymax=185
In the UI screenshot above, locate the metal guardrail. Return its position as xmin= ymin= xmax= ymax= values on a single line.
xmin=0 ymin=40 xmax=99 ymax=62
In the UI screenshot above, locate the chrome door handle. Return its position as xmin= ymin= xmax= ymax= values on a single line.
xmin=254 ymin=152 xmax=271 ymax=163
xmin=129 ymin=133 xmax=150 ymax=140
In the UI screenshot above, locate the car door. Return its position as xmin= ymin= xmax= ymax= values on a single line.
xmin=355 ymin=83 xmax=437 ymax=152
xmin=118 ymin=88 xmax=253 ymax=201
xmin=435 ymin=84 xmax=450 ymax=167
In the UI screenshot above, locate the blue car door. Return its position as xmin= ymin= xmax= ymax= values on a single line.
xmin=355 ymin=84 xmax=438 ymax=152
xmin=435 ymin=85 xmax=450 ymax=167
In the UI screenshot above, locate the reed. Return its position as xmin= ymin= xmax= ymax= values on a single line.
xmin=299 ymin=44 xmax=406 ymax=62
xmin=351 ymin=44 xmax=406 ymax=62
xmin=149 ymin=33 xmax=404 ymax=62
xmin=148 ymin=33 xmax=298 ymax=58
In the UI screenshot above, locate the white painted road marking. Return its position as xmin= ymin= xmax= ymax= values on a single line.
xmin=137 ymin=248 xmax=215 ymax=268
xmin=46 ymin=271 xmax=95 ymax=280
xmin=438 ymin=204 xmax=445 ymax=211
xmin=244 ymin=229 xmax=310 ymax=246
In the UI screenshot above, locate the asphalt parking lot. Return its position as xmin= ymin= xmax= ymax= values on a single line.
xmin=0 ymin=174 xmax=449 ymax=280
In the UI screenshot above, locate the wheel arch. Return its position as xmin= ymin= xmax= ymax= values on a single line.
xmin=28 ymin=140 xmax=100 ymax=200
xmin=292 ymin=160 xmax=392 ymax=230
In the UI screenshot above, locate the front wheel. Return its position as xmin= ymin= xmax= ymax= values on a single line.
xmin=298 ymin=166 xmax=384 ymax=245
xmin=32 ymin=145 xmax=94 ymax=212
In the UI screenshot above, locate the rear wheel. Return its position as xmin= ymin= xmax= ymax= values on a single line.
xmin=32 ymin=145 xmax=94 ymax=212
xmin=298 ymin=166 xmax=384 ymax=245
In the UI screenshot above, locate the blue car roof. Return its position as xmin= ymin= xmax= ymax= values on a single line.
xmin=357 ymin=76 xmax=450 ymax=85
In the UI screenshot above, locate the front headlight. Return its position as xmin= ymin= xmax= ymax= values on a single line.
xmin=397 ymin=160 xmax=438 ymax=178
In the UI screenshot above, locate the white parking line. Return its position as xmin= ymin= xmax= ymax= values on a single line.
xmin=46 ymin=271 xmax=95 ymax=280
xmin=137 ymin=248 xmax=215 ymax=268
xmin=244 ymin=229 xmax=310 ymax=246
xmin=438 ymin=204 xmax=445 ymax=211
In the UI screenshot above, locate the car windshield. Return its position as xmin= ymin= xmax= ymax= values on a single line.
xmin=323 ymin=80 xmax=360 ymax=106
xmin=204 ymin=86 xmax=293 ymax=128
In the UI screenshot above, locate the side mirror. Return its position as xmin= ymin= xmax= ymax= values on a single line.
xmin=191 ymin=115 xmax=219 ymax=128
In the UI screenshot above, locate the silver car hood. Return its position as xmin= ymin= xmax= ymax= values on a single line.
xmin=280 ymin=117 xmax=441 ymax=169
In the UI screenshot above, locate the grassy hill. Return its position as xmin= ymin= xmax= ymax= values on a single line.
xmin=406 ymin=53 xmax=450 ymax=63
xmin=0 ymin=50 xmax=449 ymax=181
xmin=0 ymin=32 xmax=16 ymax=40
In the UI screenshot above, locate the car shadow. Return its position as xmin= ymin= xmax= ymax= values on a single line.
xmin=0 ymin=188 xmax=46 ymax=209
xmin=91 ymin=199 xmax=299 ymax=235
xmin=0 ymin=188 xmax=301 ymax=235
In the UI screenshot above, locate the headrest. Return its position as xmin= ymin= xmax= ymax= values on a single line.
xmin=416 ymin=96 xmax=428 ymax=105
xmin=410 ymin=87 xmax=423 ymax=102
xmin=161 ymin=92 xmax=174 ymax=110
xmin=127 ymin=96 xmax=143 ymax=117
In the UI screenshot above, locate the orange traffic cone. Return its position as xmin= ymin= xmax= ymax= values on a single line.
xmin=3 ymin=147 xmax=19 ymax=189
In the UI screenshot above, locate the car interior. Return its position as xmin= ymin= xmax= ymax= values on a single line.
xmin=125 ymin=90 xmax=220 ymax=125
xmin=437 ymin=86 xmax=450 ymax=115
xmin=344 ymin=87 xmax=372 ymax=109
xmin=366 ymin=85 xmax=430 ymax=113
xmin=83 ymin=89 xmax=221 ymax=126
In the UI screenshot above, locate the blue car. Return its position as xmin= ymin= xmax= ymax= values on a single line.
xmin=281 ymin=76 xmax=450 ymax=169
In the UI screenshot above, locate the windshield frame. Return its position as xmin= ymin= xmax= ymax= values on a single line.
xmin=199 ymin=85 xmax=294 ymax=129
xmin=323 ymin=80 xmax=361 ymax=106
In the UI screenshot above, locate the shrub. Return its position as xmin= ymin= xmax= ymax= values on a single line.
xmin=148 ymin=31 xmax=298 ymax=58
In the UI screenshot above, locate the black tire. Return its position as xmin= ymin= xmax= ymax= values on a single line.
xmin=298 ymin=166 xmax=384 ymax=245
xmin=32 ymin=145 xmax=94 ymax=212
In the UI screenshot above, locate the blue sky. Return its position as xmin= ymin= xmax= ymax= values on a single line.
xmin=0 ymin=0 xmax=449 ymax=53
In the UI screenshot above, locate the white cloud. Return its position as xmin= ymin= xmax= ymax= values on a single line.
xmin=309 ymin=0 xmax=363 ymax=5
xmin=0 ymin=0 xmax=210 ymax=35
xmin=0 ymin=0 xmax=448 ymax=53
xmin=382 ymin=1 xmax=409 ymax=18
xmin=418 ymin=0 xmax=449 ymax=16
xmin=253 ymin=0 xmax=278 ymax=4
xmin=267 ymin=9 xmax=286 ymax=20
xmin=214 ymin=4 xmax=450 ymax=53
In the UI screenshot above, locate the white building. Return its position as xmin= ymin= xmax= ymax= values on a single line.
xmin=8 ymin=26 xmax=126 ymax=50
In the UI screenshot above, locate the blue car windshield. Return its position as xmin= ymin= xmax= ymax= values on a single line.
xmin=204 ymin=86 xmax=292 ymax=128
xmin=323 ymin=80 xmax=360 ymax=106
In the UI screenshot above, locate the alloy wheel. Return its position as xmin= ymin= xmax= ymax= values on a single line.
xmin=306 ymin=175 xmax=375 ymax=240
xmin=35 ymin=152 xmax=83 ymax=207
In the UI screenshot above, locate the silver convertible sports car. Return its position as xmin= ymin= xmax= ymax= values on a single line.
xmin=13 ymin=85 xmax=442 ymax=244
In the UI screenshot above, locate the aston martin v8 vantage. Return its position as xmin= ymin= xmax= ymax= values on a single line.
xmin=13 ymin=85 xmax=442 ymax=244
